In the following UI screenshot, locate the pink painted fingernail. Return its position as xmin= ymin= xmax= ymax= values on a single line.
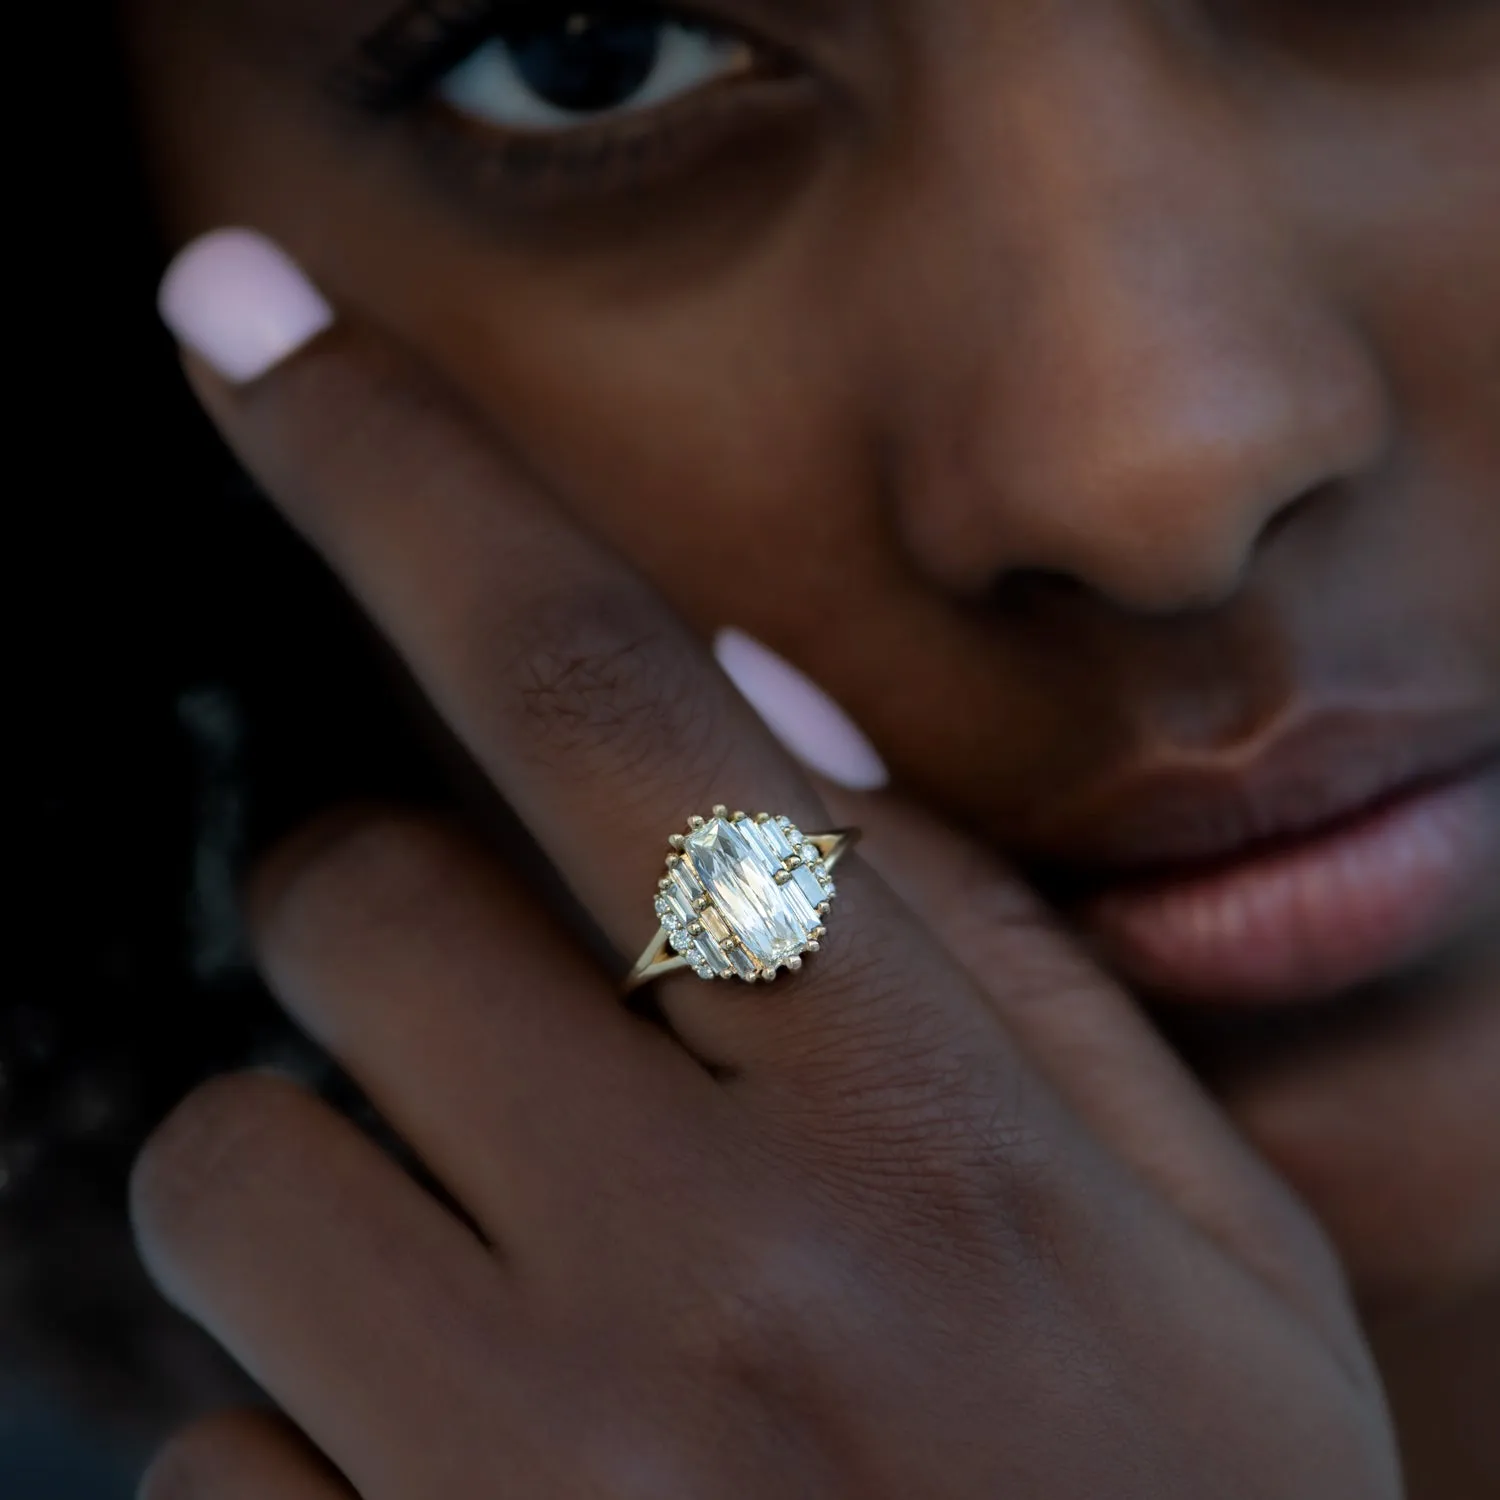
xmin=715 ymin=628 xmax=890 ymax=792
xmin=159 ymin=228 xmax=335 ymax=384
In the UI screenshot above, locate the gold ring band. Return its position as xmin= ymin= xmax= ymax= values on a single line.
xmin=624 ymin=807 xmax=859 ymax=994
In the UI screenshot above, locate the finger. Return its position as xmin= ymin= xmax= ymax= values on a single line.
xmin=160 ymin=230 xmax=1004 ymax=1090
xmin=131 ymin=1072 xmax=534 ymax=1492
xmin=140 ymin=1410 xmax=354 ymax=1500
xmin=829 ymin=784 xmax=1365 ymax=1350
xmin=248 ymin=806 xmax=725 ymax=1241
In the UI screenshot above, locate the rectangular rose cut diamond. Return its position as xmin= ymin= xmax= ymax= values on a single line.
xmin=682 ymin=818 xmax=818 ymax=968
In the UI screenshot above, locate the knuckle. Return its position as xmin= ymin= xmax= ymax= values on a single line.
xmin=139 ymin=1411 xmax=277 ymax=1500
xmin=131 ymin=1073 xmax=315 ymax=1269
xmin=500 ymin=581 xmax=719 ymax=783
xmin=768 ymin=921 xmax=953 ymax=1101
xmin=891 ymin=1064 xmax=1067 ymax=1266
xmin=766 ymin=1030 xmax=1069 ymax=1277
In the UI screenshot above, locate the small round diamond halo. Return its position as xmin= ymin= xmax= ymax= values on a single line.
xmin=646 ymin=805 xmax=845 ymax=986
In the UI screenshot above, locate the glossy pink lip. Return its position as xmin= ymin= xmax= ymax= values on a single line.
xmin=1072 ymin=757 xmax=1500 ymax=1007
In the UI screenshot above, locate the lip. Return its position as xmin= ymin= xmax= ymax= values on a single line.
xmin=1025 ymin=710 xmax=1500 ymax=1008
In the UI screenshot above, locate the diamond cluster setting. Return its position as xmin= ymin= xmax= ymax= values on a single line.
xmin=652 ymin=807 xmax=838 ymax=983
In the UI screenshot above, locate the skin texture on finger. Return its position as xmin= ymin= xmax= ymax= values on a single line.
xmin=216 ymin=815 xmax=1400 ymax=1500
xmin=248 ymin=807 xmax=731 ymax=1244
xmin=131 ymin=1072 xmax=529 ymax=1494
xmin=141 ymin=1410 xmax=354 ymax=1500
xmin=824 ymin=784 xmax=1368 ymax=1365
xmin=155 ymin=825 xmax=1407 ymax=1500
xmin=147 ymin=843 xmax=1406 ymax=1500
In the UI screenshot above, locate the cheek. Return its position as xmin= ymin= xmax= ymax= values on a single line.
xmin=429 ymin=290 xmax=871 ymax=625
xmin=1263 ymin=66 xmax=1500 ymax=688
xmin=1269 ymin=60 xmax=1500 ymax=447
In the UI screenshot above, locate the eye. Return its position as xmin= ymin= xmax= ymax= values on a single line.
xmin=436 ymin=8 xmax=757 ymax=133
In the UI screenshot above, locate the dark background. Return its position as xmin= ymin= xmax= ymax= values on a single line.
xmin=0 ymin=1397 xmax=132 ymax=1500
xmin=4 ymin=8 xmax=438 ymax=1490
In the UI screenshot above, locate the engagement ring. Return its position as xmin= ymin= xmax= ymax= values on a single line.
xmin=623 ymin=807 xmax=859 ymax=993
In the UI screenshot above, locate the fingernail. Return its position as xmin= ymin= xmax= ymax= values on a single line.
xmin=158 ymin=228 xmax=335 ymax=384
xmin=715 ymin=628 xmax=890 ymax=792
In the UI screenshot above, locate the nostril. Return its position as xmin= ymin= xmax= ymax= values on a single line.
xmin=1259 ymin=482 xmax=1331 ymax=550
xmin=981 ymin=470 xmax=1344 ymax=621
xmin=988 ymin=554 xmax=1250 ymax=623
xmin=988 ymin=567 xmax=1091 ymax=620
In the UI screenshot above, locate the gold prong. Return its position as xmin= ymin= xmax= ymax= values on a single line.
xmin=668 ymin=855 xmax=684 ymax=870
xmin=774 ymin=870 xmax=793 ymax=886
xmin=787 ymin=956 xmax=803 ymax=971
xmin=688 ymin=815 xmax=706 ymax=830
xmin=658 ymin=878 xmax=672 ymax=891
xmin=813 ymin=926 xmax=828 ymax=940
xmin=807 ymin=941 xmax=821 ymax=952
xmin=763 ymin=969 xmax=778 ymax=983
xmin=712 ymin=804 xmax=729 ymax=818
xmin=688 ymin=922 xmax=705 ymax=937
xmin=693 ymin=895 xmax=713 ymax=913
xmin=755 ymin=812 xmax=772 ymax=824
xmin=732 ymin=810 xmax=747 ymax=822
xmin=669 ymin=834 xmax=687 ymax=851
xmin=786 ymin=856 xmax=802 ymax=870
xmin=817 ymin=903 xmax=831 ymax=916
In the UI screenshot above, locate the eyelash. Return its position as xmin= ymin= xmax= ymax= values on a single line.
xmin=344 ymin=0 xmax=806 ymax=197
xmin=355 ymin=0 xmax=528 ymax=114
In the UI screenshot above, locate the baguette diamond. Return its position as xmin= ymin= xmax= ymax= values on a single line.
xmin=649 ymin=811 xmax=842 ymax=982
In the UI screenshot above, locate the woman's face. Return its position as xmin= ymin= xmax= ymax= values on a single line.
xmin=122 ymin=0 xmax=1500 ymax=1321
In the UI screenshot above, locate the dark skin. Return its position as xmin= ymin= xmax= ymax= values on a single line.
xmin=120 ymin=0 xmax=1498 ymax=1494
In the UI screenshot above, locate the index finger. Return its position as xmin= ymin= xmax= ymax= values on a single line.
xmin=160 ymin=228 xmax=1018 ymax=1091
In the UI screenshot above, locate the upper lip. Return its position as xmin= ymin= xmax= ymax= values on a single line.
xmin=1019 ymin=705 xmax=1500 ymax=893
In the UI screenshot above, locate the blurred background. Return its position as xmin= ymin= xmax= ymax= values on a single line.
xmin=4 ymin=9 xmax=434 ymax=1475
xmin=0 ymin=1395 xmax=133 ymax=1500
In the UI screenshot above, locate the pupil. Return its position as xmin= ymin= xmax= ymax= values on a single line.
xmin=507 ymin=9 xmax=663 ymax=114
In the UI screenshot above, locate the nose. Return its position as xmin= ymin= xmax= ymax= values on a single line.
xmin=877 ymin=23 xmax=1390 ymax=615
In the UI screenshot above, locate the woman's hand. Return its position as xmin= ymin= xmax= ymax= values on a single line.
xmin=136 ymin=234 xmax=1399 ymax=1499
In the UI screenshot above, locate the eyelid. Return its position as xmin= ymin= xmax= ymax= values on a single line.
xmin=410 ymin=63 xmax=818 ymax=207
xmin=348 ymin=0 xmax=502 ymax=112
xmin=348 ymin=0 xmax=771 ymax=114
xmin=361 ymin=94 xmax=811 ymax=245
xmin=336 ymin=0 xmax=822 ymax=213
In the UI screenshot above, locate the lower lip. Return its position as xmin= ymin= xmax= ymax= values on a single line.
xmin=1076 ymin=761 xmax=1500 ymax=1008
